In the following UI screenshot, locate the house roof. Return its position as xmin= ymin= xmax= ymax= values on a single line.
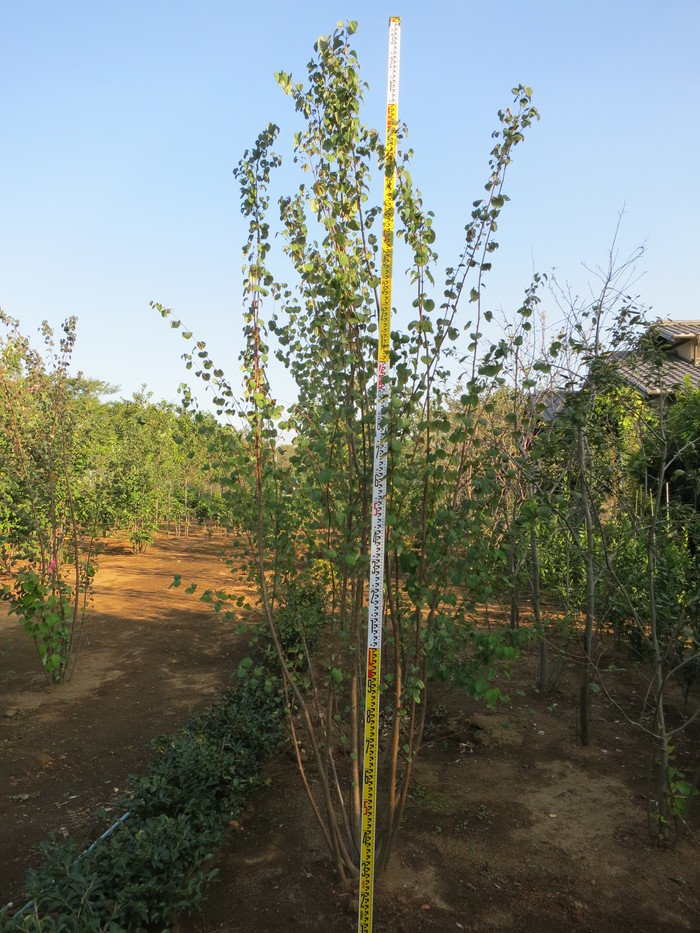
xmin=655 ymin=320 xmax=700 ymax=343
xmin=615 ymin=354 xmax=700 ymax=398
xmin=538 ymin=390 xmax=570 ymax=423
xmin=612 ymin=320 xmax=700 ymax=398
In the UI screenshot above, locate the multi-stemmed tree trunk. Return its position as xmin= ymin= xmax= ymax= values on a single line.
xmin=159 ymin=22 xmax=540 ymax=879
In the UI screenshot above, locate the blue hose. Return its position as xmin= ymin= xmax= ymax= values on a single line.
xmin=8 ymin=810 xmax=131 ymax=920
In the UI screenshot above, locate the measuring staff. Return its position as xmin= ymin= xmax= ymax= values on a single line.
xmin=358 ymin=16 xmax=401 ymax=933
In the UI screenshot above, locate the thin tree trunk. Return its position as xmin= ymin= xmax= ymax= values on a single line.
xmin=529 ymin=509 xmax=548 ymax=691
xmin=509 ymin=535 xmax=520 ymax=629
xmin=578 ymin=426 xmax=595 ymax=746
xmin=648 ymin=440 xmax=670 ymax=839
xmin=184 ymin=478 xmax=189 ymax=538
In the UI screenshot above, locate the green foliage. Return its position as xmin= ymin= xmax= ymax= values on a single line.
xmin=153 ymin=20 xmax=541 ymax=879
xmin=599 ymin=510 xmax=695 ymax=648
xmin=630 ymin=384 xmax=700 ymax=546
xmin=268 ymin=565 xmax=329 ymax=669
xmin=0 ymin=314 xmax=101 ymax=682
xmin=665 ymin=760 xmax=699 ymax=821
xmin=2 ymin=570 xmax=72 ymax=682
xmin=93 ymin=394 xmax=223 ymax=540
xmin=128 ymin=528 xmax=154 ymax=554
xmin=0 ymin=662 xmax=283 ymax=932
xmin=427 ymin=625 xmax=530 ymax=707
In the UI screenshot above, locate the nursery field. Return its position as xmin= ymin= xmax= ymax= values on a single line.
xmin=0 ymin=532 xmax=253 ymax=908
xmin=1 ymin=532 xmax=699 ymax=931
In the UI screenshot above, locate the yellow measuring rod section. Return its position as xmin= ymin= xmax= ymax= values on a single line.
xmin=358 ymin=16 xmax=400 ymax=933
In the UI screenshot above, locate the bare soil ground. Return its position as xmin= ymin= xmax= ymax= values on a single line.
xmin=2 ymin=532 xmax=699 ymax=932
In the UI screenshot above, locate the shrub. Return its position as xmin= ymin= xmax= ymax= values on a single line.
xmin=0 ymin=662 xmax=283 ymax=932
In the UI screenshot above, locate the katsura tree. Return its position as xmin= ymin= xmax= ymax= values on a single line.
xmin=157 ymin=21 xmax=538 ymax=879
xmin=591 ymin=350 xmax=700 ymax=841
xmin=0 ymin=312 xmax=99 ymax=682
xmin=476 ymin=280 xmax=579 ymax=691
xmin=524 ymin=246 xmax=700 ymax=838
xmin=532 ymin=238 xmax=648 ymax=745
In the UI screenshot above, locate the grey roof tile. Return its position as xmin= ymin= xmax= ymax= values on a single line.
xmin=655 ymin=320 xmax=700 ymax=342
xmin=615 ymin=354 xmax=700 ymax=397
xmin=611 ymin=320 xmax=700 ymax=397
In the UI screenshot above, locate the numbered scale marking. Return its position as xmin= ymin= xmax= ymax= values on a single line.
xmin=358 ymin=16 xmax=400 ymax=933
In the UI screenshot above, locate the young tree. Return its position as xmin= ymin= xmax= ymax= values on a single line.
xmin=524 ymin=247 xmax=700 ymax=837
xmin=0 ymin=313 xmax=99 ymax=682
xmin=158 ymin=21 xmax=539 ymax=878
xmin=596 ymin=355 xmax=700 ymax=840
xmin=542 ymin=239 xmax=646 ymax=744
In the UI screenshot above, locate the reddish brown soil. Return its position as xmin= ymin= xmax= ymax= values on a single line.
xmin=2 ymin=533 xmax=699 ymax=932
xmin=0 ymin=532 xmax=253 ymax=908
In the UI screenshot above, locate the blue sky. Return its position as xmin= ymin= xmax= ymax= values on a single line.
xmin=1 ymin=1 xmax=698 ymax=409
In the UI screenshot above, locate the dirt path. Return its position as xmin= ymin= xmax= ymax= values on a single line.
xmin=180 ymin=657 xmax=700 ymax=932
xmin=2 ymin=535 xmax=699 ymax=930
xmin=0 ymin=532 xmax=252 ymax=907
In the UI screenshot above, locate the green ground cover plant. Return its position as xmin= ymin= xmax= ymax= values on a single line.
xmin=0 ymin=655 xmax=284 ymax=932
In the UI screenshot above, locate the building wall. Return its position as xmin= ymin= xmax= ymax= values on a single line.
xmin=676 ymin=339 xmax=700 ymax=365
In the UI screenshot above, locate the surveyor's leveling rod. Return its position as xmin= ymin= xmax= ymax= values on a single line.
xmin=358 ymin=16 xmax=400 ymax=933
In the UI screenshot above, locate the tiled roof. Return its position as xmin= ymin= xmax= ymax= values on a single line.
xmin=655 ymin=320 xmax=700 ymax=342
xmin=610 ymin=320 xmax=700 ymax=398
xmin=538 ymin=390 xmax=570 ymax=423
xmin=615 ymin=354 xmax=700 ymax=398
